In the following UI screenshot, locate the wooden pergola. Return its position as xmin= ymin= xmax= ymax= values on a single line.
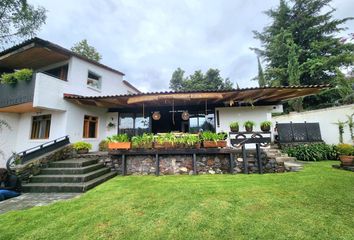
xmin=64 ymin=85 xmax=330 ymax=110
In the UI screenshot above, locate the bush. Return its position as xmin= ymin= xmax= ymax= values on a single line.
xmin=72 ymin=142 xmax=92 ymax=151
xmin=336 ymin=144 xmax=354 ymax=156
xmin=99 ymin=140 xmax=108 ymax=151
xmin=229 ymin=122 xmax=239 ymax=128
xmin=284 ymin=143 xmax=338 ymax=161
xmin=1 ymin=69 xmax=33 ymax=84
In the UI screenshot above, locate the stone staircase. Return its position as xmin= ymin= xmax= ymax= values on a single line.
xmin=264 ymin=147 xmax=304 ymax=172
xmin=22 ymin=157 xmax=116 ymax=193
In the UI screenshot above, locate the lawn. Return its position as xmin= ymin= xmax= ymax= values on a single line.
xmin=0 ymin=161 xmax=353 ymax=240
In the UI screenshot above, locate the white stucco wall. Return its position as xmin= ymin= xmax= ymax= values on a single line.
xmin=0 ymin=113 xmax=20 ymax=167
xmin=273 ymin=104 xmax=354 ymax=144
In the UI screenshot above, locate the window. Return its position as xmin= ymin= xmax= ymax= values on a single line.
xmin=87 ymin=71 xmax=101 ymax=89
xmin=31 ymin=115 xmax=51 ymax=139
xmin=118 ymin=113 xmax=150 ymax=137
xmin=83 ymin=115 xmax=98 ymax=138
xmin=188 ymin=112 xmax=215 ymax=133
xmin=43 ymin=64 xmax=68 ymax=81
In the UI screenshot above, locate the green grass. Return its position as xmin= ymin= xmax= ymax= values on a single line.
xmin=0 ymin=161 xmax=353 ymax=240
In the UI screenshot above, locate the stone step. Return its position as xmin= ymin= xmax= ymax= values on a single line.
xmin=22 ymin=172 xmax=117 ymax=193
xmin=49 ymin=158 xmax=99 ymax=168
xmin=31 ymin=167 xmax=110 ymax=183
xmin=275 ymin=157 xmax=297 ymax=163
xmin=284 ymin=161 xmax=303 ymax=172
xmin=41 ymin=163 xmax=104 ymax=175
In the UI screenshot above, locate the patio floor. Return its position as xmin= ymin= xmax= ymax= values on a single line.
xmin=0 ymin=193 xmax=81 ymax=214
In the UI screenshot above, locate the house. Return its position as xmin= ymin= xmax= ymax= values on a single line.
xmin=0 ymin=38 xmax=329 ymax=168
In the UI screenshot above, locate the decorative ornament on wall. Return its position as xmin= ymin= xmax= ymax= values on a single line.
xmin=152 ymin=111 xmax=161 ymax=120
xmin=181 ymin=111 xmax=190 ymax=121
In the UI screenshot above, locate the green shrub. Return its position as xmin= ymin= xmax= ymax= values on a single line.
xmin=336 ymin=144 xmax=354 ymax=156
xmin=243 ymin=121 xmax=256 ymax=128
xmin=284 ymin=143 xmax=338 ymax=161
xmin=1 ymin=69 xmax=33 ymax=84
xmin=99 ymin=140 xmax=108 ymax=151
xmin=72 ymin=142 xmax=92 ymax=151
xmin=106 ymin=134 xmax=130 ymax=143
xmin=217 ymin=132 xmax=227 ymax=141
xmin=260 ymin=121 xmax=272 ymax=128
xmin=229 ymin=122 xmax=239 ymax=128
xmin=200 ymin=131 xmax=218 ymax=141
xmin=132 ymin=133 xmax=154 ymax=148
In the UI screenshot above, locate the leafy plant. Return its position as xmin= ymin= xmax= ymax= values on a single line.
xmin=107 ymin=122 xmax=116 ymax=128
xmin=336 ymin=144 xmax=354 ymax=156
xmin=346 ymin=114 xmax=353 ymax=140
xmin=0 ymin=69 xmax=33 ymax=84
xmin=284 ymin=143 xmax=338 ymax=161
xmin=132 ymin=133 xmax=154 ymax=148
xmin=200 ymin=131 xmax=218 ymax=142
xmin=155 ymin=133 xmax=176 ymax=144
xmin=217 ymin=132 xmax=227 ymax=141
xmin=333 ymin=120 xmax=346 ymax=143
xmin=72 ymin=142 xmax=92 ymax=151
xmin=229 ymin=122 xmax=239 ymax=129
xmin=106 ymin=134 xmax=130 ymax=143
xmin=99 ymin=140 xmax=108 ymax=151
xmin=243 ymin=121 xmax=256 ymax=129
xmin=260 ymin=121 xmax=272 ymax=128
xmin=183 ymin=134 xmax=200 ymax=147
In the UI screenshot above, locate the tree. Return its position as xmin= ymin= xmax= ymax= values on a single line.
xmin=71 ymin=39 xmax=102 ymax=62
xmin=254 ymin=0 xmax=354 ymax=86
xmin=169 ymin=68 xmax=233 ymax=91
xmin=0 ymin=0 xmax=46 ymax=47
xmin=256 ymin=57 xmax=266 ymax=87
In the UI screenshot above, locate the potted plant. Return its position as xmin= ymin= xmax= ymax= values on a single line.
xmin=336 ymin=143 xmax=354 ymax=166
xmin=183 ymin=134 xmax=201 ymax=149
xmin=243 ymin=121 xmax=256 ymax=132
xmin=154 ymin=133 xmax=176 ymax=149
xmin=132 ymin=133 xmax=154 ymax=149
xmin=201 ymin=131 xmax=218 ymax=148
xmin=216 ymin=132 xmax=228 ymax=148
xmin=106 ymin=134 xmax=131 ymax=150
xmin=260 ymin=121 xmax=272 ymax=132
xmin=73 ymin=141 xmax=92 ymax=154
xmin=229 ymin=122 xmax=239 ymax=132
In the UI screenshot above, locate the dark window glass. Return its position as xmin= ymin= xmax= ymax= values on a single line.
xmin=83 ymin=115 xmax=98 ymax=138
xmin=31 ymin=115 xmax=51 ymax=139
xmin=43 ymin=65 xmax=68 ymax=80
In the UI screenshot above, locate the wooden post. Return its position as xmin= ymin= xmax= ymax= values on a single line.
xmin=242 ymin=145 xmax=248 ymax=174
xmin=256 ymin=143 xmax=263 ymax=174
xmin=229 ymin=153 xmax=234 ymax=174
xmin=193 ymin=153 xmax=197 ymax=175
xmin=122 ymin=154 xmax=126 ymax=176
xmin=155 ymin=153 xmax=160 ymax=176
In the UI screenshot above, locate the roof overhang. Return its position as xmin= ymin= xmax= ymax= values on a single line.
xmin=64 ymin=85 xmax=330 ymax=110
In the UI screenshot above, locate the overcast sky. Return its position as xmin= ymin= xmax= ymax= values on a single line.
xmin=30 ymin=0 xmax=353 ymax=92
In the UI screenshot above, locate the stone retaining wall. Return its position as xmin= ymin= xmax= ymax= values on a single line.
xmin=108 ymin=150 xmax=285 ymax=175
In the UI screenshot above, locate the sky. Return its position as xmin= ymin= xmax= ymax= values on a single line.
xmin=30 ymin=0 xmax=354 ymax=92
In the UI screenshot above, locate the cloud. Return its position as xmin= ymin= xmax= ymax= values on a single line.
xmin=30 ymin=0 xmax=354 ymax=92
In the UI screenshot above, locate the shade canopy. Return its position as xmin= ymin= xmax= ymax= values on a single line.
xmin=64 ymin=85 xmax=330 ymax=110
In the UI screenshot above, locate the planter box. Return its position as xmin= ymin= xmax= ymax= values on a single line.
xmin=203 ymin=141 xmax=218 ymax=148
xmin=217 ymin=140 xmax=227 ymax=148
xmin=77 ymin=149 xmax=89 ymax=154
xmin=133 ymin=142 xmax=153 ymax=149
xmin=339 ymin=155 xmax=354 ymax=166
xmin=108 ymin=142 xmax=132 ymax=150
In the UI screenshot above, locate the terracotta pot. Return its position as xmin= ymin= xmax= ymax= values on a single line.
xmin=153 ymin=142 xmax=165 ymax=149
xmin=261 ymin=125 xmax=271 ymax=132
xmin=164 ymin=142 xmax=175 ymax=149
xmin=217 ymin=140 xmax=227 ymax=148
xmin=203 ymin=141 xmax=218 ymax=148
xmin=230 ymin=127 xmax=239 ymax=132
xmin=108 ymin=142 xmax=132 ymax=150
xmin=245 ymin=126 xmax=253 ymax=132
xmin=339 ymin=155 xmax=354 ymax=166
xmin=77 ymin=149 xmax=88 ymax=154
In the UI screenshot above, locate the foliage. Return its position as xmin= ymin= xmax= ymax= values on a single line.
xmin=0 ymin=162 xmax=353 ymax=239
xmin=256 ymin=57 xmax=266 ymax=87
xmin=260 ymin=121 xmax=272 ymax=128
xmin=106 ymin=134 xmax=130 ymax=143
xmin=284 ymin=143 xmax=338 ymax=161
xmin=180 ymin=134 xmax=200 ymax=147
xmin=200 ymin=131 xmax=218 ymax=142
xmin=98 ymin=140 xmax=108 ymax=152
xmin=71 ymin=39 xmax=102 ymax=62
xmin=229 ymin=122 xmax=239 ymax=129
xmin=336 ymin=144 xmax=354 ymax=156
xmin=216 ymin=132 xmax=227 ymax=141
xmin=169 ymin=68 xmax=233 ymax=91
xmin=253 ymin=0 xmax=354 ymax=110
xmin=132 ymin=133 xmax=154 ymax=148
xmin=72 ymin=142 xmax=92 ymax=151
xmin=0 ymin=0 xmax=46 ymax=47
xmin=0 ymin=69 xmax=33 ymax=84
xmin=243 ymin=121 xmax=256 ymax=128
xmin=333 ymin=120 xmax=346 ymax=143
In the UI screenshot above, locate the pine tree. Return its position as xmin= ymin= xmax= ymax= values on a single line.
xmin=257 ymin=57 xmax=266 ymax=87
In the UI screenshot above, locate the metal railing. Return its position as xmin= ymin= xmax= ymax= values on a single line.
xmin=6 ymin=136 xmax=70 ymax=172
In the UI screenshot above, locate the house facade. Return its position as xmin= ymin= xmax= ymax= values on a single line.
xmin=0 ymin=38 xmax=329 ymax=167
